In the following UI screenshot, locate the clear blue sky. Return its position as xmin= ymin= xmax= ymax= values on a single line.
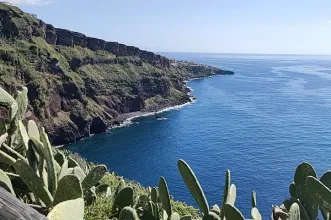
xmin=9 ymin=0 xmax=331 ymax=54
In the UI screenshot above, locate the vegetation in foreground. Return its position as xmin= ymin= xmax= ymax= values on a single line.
xmin=1 ymin=87 xmax=331 ymax=220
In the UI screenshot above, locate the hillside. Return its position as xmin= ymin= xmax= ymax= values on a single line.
xmin=0 ymin=3 xmax=233 ymax=145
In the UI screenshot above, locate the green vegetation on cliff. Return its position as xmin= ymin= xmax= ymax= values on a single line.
xmin=0 ymin=2 xmax=233 ymax=146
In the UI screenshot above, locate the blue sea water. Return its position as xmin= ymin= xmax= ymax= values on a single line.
xmin=68 ymin=53 xmax=331 ymax=218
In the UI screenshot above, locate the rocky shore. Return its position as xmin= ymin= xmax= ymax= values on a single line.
xmin=0 ymin=3 xmax=234 ymax=145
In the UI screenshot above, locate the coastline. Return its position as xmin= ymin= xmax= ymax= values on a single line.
xmin=102 ymin=76 xmax=210 ymax=129
xmin=56 ymin=76 xmax=208 ymax=149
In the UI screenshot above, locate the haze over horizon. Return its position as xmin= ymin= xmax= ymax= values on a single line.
xmin=8 ymin=0 xmax=331 ymax=55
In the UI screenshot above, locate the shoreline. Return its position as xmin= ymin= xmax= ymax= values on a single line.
xmin=56 ymin=76 xmax=210 ymax=149
xmin=107 ymin=76 xmax=211 ymax=130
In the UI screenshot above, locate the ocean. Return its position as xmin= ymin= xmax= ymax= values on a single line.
xmin=68 ymin=53 xmax=331 ymax=218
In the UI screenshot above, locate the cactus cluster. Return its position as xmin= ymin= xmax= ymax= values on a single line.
xmin=2 ymin=86 xmax=331 ymax=220
xmin=177 ymin=159 xmax=261 ymax=220
xmin=0 ymin=86 xmax=108 ymax=220
xmin=273 ymin=162 xmax=331 ymax=220
xmin=111 ymin=175 xmax=190 ymax=220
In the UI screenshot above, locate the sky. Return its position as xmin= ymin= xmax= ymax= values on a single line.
xmin=8 ymin=0 xmax=331 ymax=55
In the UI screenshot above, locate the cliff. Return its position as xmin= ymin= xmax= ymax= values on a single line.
xmin=0 ymin=3 xmax=233 ymax=145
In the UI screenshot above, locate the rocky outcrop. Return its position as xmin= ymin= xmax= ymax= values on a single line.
xmin=105 ymin=42 xmax=119 ymax=54
xmin=72 ymin=32 xmax=87 ymax=47
xmin=0 ymin=3 xmax=171 ymax=68
xmin=46 ymin=24 xmax=57 ymax=45
xmin=56 ymin=28 xmax=73 ymax=46
xmin=87 ymin=37 xmax=105 ymax=51
xmin=0 ymin=2 xmax=234 ymax=145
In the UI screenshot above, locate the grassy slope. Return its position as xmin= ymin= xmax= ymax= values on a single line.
xmin=62 ymin=150 xmax=199 ymax=219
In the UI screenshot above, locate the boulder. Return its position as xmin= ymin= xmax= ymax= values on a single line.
xmin=87 ymin=37 xmax=105 ymax=51
xmin=55 ymin=28 xmax=73 ymax=46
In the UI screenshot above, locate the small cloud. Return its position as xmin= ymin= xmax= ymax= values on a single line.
xmin=3 ymin=0 xmax=52 ymax=5
xmin=327 ymin=21 xmax=331 ymax=24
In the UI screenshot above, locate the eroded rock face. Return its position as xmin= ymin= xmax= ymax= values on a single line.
xmin=0 ymin=3 xmax=234 ymax=145
xmin=105 ymin=41 xmax=119 ymax=54
xmin=46 ymin=24 xmax=57 ymax=45
xmin=0 ymin=4 xmax=172 ymax=69
xmin=118 ymin=44 xmax=127 ymax=56
xmin=87 ymin=37 xmax=106 ymax=51
xmin=140 ymin=50 xmax=156 ymax=63
xmin=72 ymin=32 xmax=87 ymax=47
xmin=56 ymin=28 xmax=73 ymax=46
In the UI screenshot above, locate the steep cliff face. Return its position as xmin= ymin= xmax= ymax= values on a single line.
xmin=0 ymin=3 xmax=233 ymax=145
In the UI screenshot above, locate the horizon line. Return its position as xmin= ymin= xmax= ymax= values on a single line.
xmin=156 ymin=51 xmax=331 ymax=56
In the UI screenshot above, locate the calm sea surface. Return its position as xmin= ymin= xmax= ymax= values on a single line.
xmin=68 ymin=53 xmax=331 ymax=217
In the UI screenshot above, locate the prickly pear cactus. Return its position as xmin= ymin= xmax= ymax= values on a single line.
xmin=28 ymin=120 xmax=40 ymax=140
xmin=54 ymin=151 xmax=66 ymax=166
xmin=72 ymin=166 xmax=86 ymax=182
xmin=151 ymin=187 xmax=158 ymax=203
xmin=220 ymin=169 xmax=230 ymax=219
xmin=251 ymin=191 xmax=257 ymax=208
xmin=227 ymin=184 xmax=236 ymax=206
xmin=119 ymin=206 xmax=139 ymax=220
xmin=178 ymin=159 xmax=209 ymax=215
xmin=210 ymin=204 xmax=221 ymax=215
xmin=306 ymin=176 xmax=331 ymax=212
xmin=113 ymin=187 xmax=134 ymax=212
xmin=169 ymin=212 xmax=180 ymax=220
xmin=14 ymin=86 xmax=28 ymax=120
xmin=47 ymin=198 xmax=84 ymax=220
xmin=251 ymin=207 xmax=262 ymax=220
xmin=287 ymin=203 xmax=300 ymax=220
xmin=320 ymin=171 xmax=331 ymax=219
xmin=82 ymin=164 xmax=107 ymax=190
xmin=0 ymin=86 xmax=18 ymax=123
xmin=224 ymin=204 xmax=245 ymax=220
xmin=40 ymin=127 xmax=58 ymax=195
xmin=159 ymin=176 xmax=172 ymax=217
xmin=0 ymin=169 xmax=15 ymax=195
xmin=289 ymin=182 xmax=297 ymax=198
xmin=202 ymin=212 xmax=221 ymax=220
xmin=180 ymin=215 xmax=192 ymax=220
xmin=17 ymin=121 xmax=29 ymax=152
xmin=53 ymin=175 xmax=83 ymax=206
xmin=13 ymin=159 xmax=53 ymax=207
xmin=294 ymin=162 xmax=318 ymax=220
xmin=97 ymin=184 xmax=111 ymax=198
